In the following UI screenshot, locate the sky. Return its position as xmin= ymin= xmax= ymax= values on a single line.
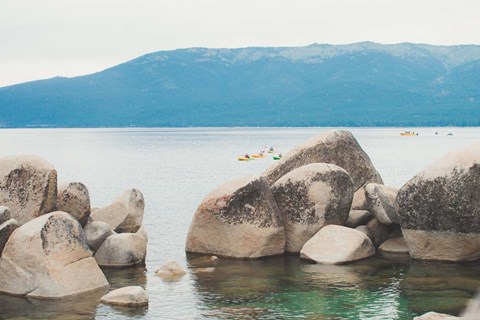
xmin=1 ymin=0 xmax=479 ymax=87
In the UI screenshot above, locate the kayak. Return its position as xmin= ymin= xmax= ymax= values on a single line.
xmin=238 ymin=157 xmax=250 ymax=161
xmin=251 ymin=154 xmax=266 ymax=158
xmin=273 ymin=156 xmax=282 ymax=160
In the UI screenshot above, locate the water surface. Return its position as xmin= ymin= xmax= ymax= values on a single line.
xmin=0 ymin=127 xmax=479 ymax=319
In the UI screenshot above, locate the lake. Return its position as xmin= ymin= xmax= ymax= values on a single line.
xmin=0 ymin=127 xmax=479 ymax=319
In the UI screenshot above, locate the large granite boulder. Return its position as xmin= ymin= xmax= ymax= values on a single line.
xmin=0 ymin=219 xmax=19 ymax=255
xmin=57 ymin=182 xmax=91 ymax=226
xmin=84 ymin=220 xmax=114 ymax=252
xmin=397 ymin=141 xmax=480 ymax=261
xmin=300 ymin=225 xmax=375 ymax=264
xmin=0 ymin=211 xmax=108 ymax=298
xmin=186 ymin=176 xmax=285 ymax=259
xmin=90 ymin=189 xmax=145 ymax=233
xmin=0 ymin=155 xmax=57 ymax=225
xmin=262 ymin=130 xmax=383 ymax=191
xmin=101 ymin=286 xmax=148 ymax=307
xmin=271 ymin=163 xmax=353 ymax=252
xmin=365 ymin=183 xmax=399 ymax=225
xmin=94 ymin=233 xmax=147 ymax=268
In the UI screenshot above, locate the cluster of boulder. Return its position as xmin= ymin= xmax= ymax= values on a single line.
xmin=186 ymin=130 xmax=480 ymax=264
xmin=0 ymin=155 xmax=147 ymax=300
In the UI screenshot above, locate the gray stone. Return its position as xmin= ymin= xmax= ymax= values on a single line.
xmin=94 ymin=233 xmax=147 ymax=268
xmin=413 ymin=312 xmax=460 ymax=319
xmin=378 ymin=236 xmax=409 ymax=254
xmin=186 ymin=175 xmax=285 ymax=259
xmin=0 ymin=155 xmax=57 ymax=225
xmin=365 ymin=183 xmax=399 ymax=225
xmin=90 ymin=189 xmax=145 ymax=233
xmin=397 ymin=140 xmax=480 ymax=261
xmin=351 ymin=187 xmax=368 ymax=210
xmin=83 ymin=221 xmax=114 ymax=252
xmin=300 ymin=225 xmax=375 ymax=264
xmin=346 ymin=210 xmax=372 ymax=228
xmin=0 ymin=219 xmax=19 ymax=256
xmin=155 ymin=260 xmax=187 ymax=280
xmin=57 ymin=182 xmax=91 ymax=226
xmin=271 ymin=163 xmax=353 ymax=252
xmin=366 ymin=218 xmax=394 ymax=247
xmin=101 ymin=286 xmax=148 ymax=307
xmin=0 ymin=206 xmax=11 ymax=225
xmin=355 ymin=225 xmax=374 ymax=243
xmin=263 ymin=130 xmax=383 ymax=191
xmin=0 ymin=211 xmax=108 ymax=298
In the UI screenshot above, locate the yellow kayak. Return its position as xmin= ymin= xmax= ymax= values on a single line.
xmin=251 ymin=154 xmax=266 ymax=158
xmin=238 ymin=157 xmax=250 ymax=161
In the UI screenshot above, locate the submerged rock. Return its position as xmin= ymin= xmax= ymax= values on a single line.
xmin=57 ymin=182 xmax=91 ymax=226
xmin=90 ymin=189 xmax=145 ymax=233
xmin=397 ymin=140 xmax=480 ymax=261
xmin=271 ymin=163 xmax=353 ymax=252
xmin=300 ymin=225 xmax=375 ymax=264
xmin=0 ymin=211 xmax=108 ymax=299
xmin=155 ymin=260 xmax=187 ymax=279
xmin=186 ymin=175 xmax=285 ymax=259
xmin=94 ymin=233 xmax=147 ymax=268
xmin=101 ymin=286 xmax=148 ymax=307
xmin=0 ymin=155 xmax=57 ymax=225
xmin=262 ymin=130 xmax=383 ymax=191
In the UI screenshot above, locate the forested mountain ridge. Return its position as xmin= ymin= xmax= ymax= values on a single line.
xmin=1 ymin=42 xmax=479 ymax=127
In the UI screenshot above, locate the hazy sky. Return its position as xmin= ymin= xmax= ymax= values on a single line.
xmin=1 ymin=0 xmax=479 ymax=87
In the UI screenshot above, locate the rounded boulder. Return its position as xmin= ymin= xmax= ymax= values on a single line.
xmin=186 ymin=175 xmax=285 ymax=259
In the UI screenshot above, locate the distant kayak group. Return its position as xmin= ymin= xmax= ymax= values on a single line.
xmin=400 ymin=131 xmax=454 ymax=136
xmin=238 ymin=147 xmax=283 ymax=161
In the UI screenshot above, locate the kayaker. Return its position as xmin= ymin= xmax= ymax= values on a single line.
xmin=245 ymin=153 xmax=250 ymax=158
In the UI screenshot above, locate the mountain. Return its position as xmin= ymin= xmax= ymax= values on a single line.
xmin=1 ymin=42 xmax=480 ymax=127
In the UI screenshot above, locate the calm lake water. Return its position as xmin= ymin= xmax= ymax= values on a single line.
xmin=1 ymin=127 xmax=480 ymax=319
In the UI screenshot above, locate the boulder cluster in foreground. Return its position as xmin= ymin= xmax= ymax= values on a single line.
xmin=186 ymin=130 xmax=480 ymax=264
xmin=0 ymin=155 xmax=148 ymax=299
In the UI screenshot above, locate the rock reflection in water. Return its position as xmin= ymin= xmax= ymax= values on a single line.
xmin=402 ymin=260 xmax=480 ymax=315
xmin=0 ymin=289 xmax=105 ymax=320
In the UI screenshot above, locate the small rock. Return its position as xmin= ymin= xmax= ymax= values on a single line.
xmin=155 ymin=260 xmax=187 ymax=278
xmin=83 ymin=221 xmax=114 ymax=252
xmin=90 ymin=189 xmax=145 ymax=233
xmin=0 ymin=219 xmax=19 ymax=256
xmin=355 ymin=225 xmax=374 ymax=243
xmin=0 ymin=206 xmax=11 ymax=225
xmin=365 ymin=183 xmax=399 ymax=225
xmin=379 ymin=237 xmax=409 ymax=254
xmin=351 ymin=187 xmax=368 ymax=210
xmin=192 ymin=267 xmax=215 ymax=273
xmin=300 ymin=225 xmax=375 ymax=264
xmin=366 ymin=218 xmax=394 ymax=247
xmin=101 ymin=286 xmax=148 ymax=307
xmin=94 ymin=233 xmax=147 ymax=268
xmin=346 ymin=210 xmax=372 ymax=228
xmin=57 ymin=182 xmax=91 ymax=226
xmin=413 ymin=311 xmax=460 ymax=319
